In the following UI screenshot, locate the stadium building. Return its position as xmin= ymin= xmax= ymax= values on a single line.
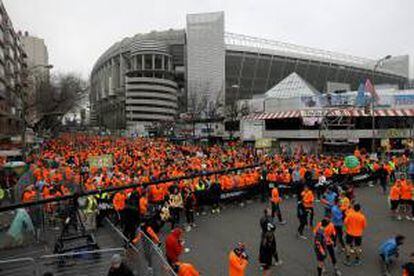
xmin=90 ymin=11 xmax=409 ymax=131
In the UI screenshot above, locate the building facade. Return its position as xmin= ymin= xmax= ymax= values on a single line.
xmin=21 ymin=32 xmax=49 ymax=78
xmin=90 ymin=11 xmax=409 ymax=132
xmin=21 ymin=31 xmax=49 ymax=125
xmin=186 ymin=12 xmax=225 ymax=112
xmin=0 ymin=0 xmax=27 ymax=140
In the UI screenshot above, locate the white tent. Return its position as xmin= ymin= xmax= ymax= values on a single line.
xmin=265 ymin=72 xmax=320 ymax=99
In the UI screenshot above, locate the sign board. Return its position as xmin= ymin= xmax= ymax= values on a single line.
xmin=394 ymin=94 xmax=414 ymax=106
xmin=255 ymin=138 xmax=273 ymax=149
xmin=300 ymin=110 xmax=327 ymax=117
xmin=241 ymin=120 xmax=263 ymax=141
xmin=88 ymin=154 xmax=113 ymax=169
xmin=381 ymin=139 xmax=390 ymax=147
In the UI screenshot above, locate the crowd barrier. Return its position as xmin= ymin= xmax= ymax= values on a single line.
xmin=105 ymin=217 xmax=177 ymax=276
xmin=0 ymin=248 xmax=126 ymax=276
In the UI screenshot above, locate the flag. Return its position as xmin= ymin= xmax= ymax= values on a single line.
xmin=365 ymin=78 xmax=380 ymax=103
xmin=355 ymin=82 xmax=366 ymax=107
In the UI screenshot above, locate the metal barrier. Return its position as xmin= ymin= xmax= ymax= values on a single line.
xmin=0 ymin=248 xmax=126 ymax=276
xmin=0 ymin=257 xmax=39 ymax=276
xmin=38 ymin=247 xmax=126 ymax=276
xmin=105 ymin=218 xmax=177 ymax=276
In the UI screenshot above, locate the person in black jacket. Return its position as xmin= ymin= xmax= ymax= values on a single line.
xmin=260 ymin=208 xmax=273 ymax=236
xmin=259 ymin=231 xmax=282 ymax=275
xmin=378 ymin=163 xmax=389 ymax=195
xmin=297 ymin=200 xmax=308 ymax=239
xmin=209 ymin=179 xmax=222 ymax=214
xmin=107 ymin=254 xmax=134 ymax=276
xmin=183 ymin=188 xmax=196 ymax=232
xmin=123 ymin=191 xmax=140 ymax=241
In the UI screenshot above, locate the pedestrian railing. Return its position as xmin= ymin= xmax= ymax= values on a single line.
xmin=0 ymin=257 xmax=39 ymax=276
xmin=105 ymin=217 xmax=177 ymax=276
xmin=38 ymin=247 xmax=125 ymax=276
xmin=0 ymin=248 xmax=126 ymax=276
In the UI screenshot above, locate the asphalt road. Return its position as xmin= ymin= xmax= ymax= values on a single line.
xmin=182 ymin=186 xmax=414 ymax=276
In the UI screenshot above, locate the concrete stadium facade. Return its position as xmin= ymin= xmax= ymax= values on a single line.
xmin=90 ymin=12 xmax=409 ymax=131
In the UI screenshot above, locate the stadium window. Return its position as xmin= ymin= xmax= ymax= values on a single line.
xmin=136 ymin=55 xmax=142 ymax=70
xmin=145 ymin=55 xmax=152 ymax=70
xmin=155 ymin=55 xmax=163 ymax=69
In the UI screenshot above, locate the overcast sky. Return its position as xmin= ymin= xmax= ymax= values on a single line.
xmin=4 ymin=0 xmax=413 ymax=79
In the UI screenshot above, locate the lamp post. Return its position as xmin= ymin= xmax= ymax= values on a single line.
xmin=21 ymin=64 xmax=53 ymax=159
xmin=371 ymin=55 xmax=391 ymax=154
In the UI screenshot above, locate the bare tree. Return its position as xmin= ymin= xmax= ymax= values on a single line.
xmin=225 ymin=100 xmax=249 ymax=138
xmin=186 ymin=92 xmax=208 ymax=137
xmin=25 ymin=73 xmax=88 ymax=134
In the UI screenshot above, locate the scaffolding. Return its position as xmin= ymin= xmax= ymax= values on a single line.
xmin=318 ymin=98 xmax=358 ymax=153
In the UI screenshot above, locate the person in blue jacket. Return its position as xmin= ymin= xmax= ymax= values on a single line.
xmin=379 ymin=235 xmax=405 ymax=275
xmin=330 ymin=198 xmax=345 ymax=251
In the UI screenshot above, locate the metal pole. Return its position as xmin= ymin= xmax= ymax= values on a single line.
xmin=371 ymin=99 xmax=375 ymax=153
xmin=370 ymin=55 xmax=391 ymax=154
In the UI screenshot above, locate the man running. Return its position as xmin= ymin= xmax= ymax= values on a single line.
xmin=296 ymin=200 xmax=308 ymax=239
xmin=331 ymin=198 xmax=345 ymax=252
xmin=301 ymin=186 xmax=315 ymax=228
xmin=314 ymin=219 xmax=328 ymax=276
xmin=389 ymin=180 xmax=402 ymax=220
xmin=314 ymin=218 xmax=341 ymax=275
xmin=344 ymin=203 xmax=367 ymax=266
xmin=270 ymin=185 xmax=286 ymax=225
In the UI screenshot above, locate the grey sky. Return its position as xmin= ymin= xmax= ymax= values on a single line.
xmin=4 ymin=0 xmax=413 ymax=79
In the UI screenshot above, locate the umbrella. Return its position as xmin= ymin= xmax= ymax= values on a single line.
xmin=345 ymin=155 xmax=360 ymax=169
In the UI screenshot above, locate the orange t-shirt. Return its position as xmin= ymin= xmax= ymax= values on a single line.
xmin=314 ymin=222 xmax=336 ymax=245
xmin=113 ymin=192 xmax=126 ymax=211
xmin=344 ymin=211 xmax=367 ymax=237
xmin=178 ymin=263 xmax=200 ymax=276
xmin=229 ymin=251 xmax=248 ymax=276
xmin=389 ymin=185 xmax=401 ymax=201
xmin=301 ymin=190 xmax=314 ymax=208
xmin=400 ymin=183 xmax=413 ymax=200
xmin=139 ymin=196 xmax=148 ymax=215
xmin=271 ymin=188 xmax=280 ymax=203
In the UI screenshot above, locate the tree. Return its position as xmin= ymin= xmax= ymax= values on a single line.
xmin=24 ymin=73 xmax=88 ymax=135
xmin=225 ymin=100 xmax=249 ymax=139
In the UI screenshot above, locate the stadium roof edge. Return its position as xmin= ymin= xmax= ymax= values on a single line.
xmin=224 ymin=32 xmax=407 ymax=78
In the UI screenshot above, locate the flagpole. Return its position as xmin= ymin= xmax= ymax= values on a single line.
xmin=371 ymin=99 xmax=375 ymax=153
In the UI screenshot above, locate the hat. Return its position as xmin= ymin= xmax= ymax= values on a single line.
xmin=111 ymin=254 xmax=122 ymax=268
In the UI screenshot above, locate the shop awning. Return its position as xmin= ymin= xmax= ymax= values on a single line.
xmin=243 ymin=110 xmax=301 ymax=120
xmin=243 ymin=108 xmax=414 ymax=121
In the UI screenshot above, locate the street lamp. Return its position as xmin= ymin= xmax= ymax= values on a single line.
xmin=231 ymin=84 xmax=240 ymax=102
xmin=371 ymin=55 xmax=392 ymax=154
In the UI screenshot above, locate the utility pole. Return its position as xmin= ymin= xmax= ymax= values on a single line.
xmin=371 ymin=55 xmax=391 ymax=154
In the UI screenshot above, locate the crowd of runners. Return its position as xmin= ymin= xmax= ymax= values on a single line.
xmin=2 ymin=133 xmax=414 ymax=276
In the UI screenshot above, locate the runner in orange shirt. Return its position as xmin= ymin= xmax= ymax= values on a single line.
xmin=314 ymin=218 xmax=340 ymax=275
xmin=270 ymin=185 xmax=286 ymax=225
xmin=389 ymin=180 xmax=402 ymax=220
xmin=301 ymin=186 xmax=315 ymax=227
xmin=400 ymin=180 xmax=413 ymax=220
xmin=344 ymin=204 xmax=367 ymax=266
